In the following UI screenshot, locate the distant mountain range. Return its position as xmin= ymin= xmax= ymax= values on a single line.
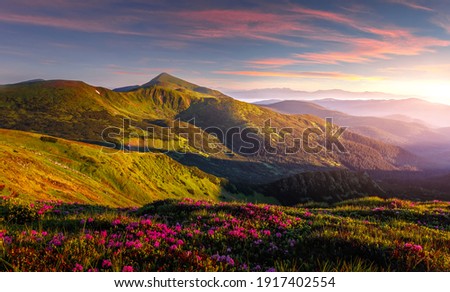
xmin=263 ymin=100 xmax=450 ymax=166
xmin=228 ymin=88 xmax=421 ymax=102
xmin=230 ymin=88 xmax=450 ymax=128
xmin=312 ymin=98 xmax=450 ymax=128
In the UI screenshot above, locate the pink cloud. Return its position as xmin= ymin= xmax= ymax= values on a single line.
xmin=214 ymin=70 xmax=380 ymax=81
xmin=295 ymin=34 xmax=450 ymax=64
xmin=247 ymin=58 xmax=301 ymax=67
xmin=0 ymin=4 xmax=447 ymax=67
xmin=288 ymin=4 xmax=434 ymax=40
xmin=247 ymin=27 xmax=449 ymax=67
xmin=169 ymin=9 xmax=318 ymax=43
xmin=382 ymin=64 xmax=450 ymax=75
xmin=288 ymin=6 xmax=358 ymax=27
xmin=167 ymin=7 xmax=388 ymax=47
xmin=167 ymin=7 xmax=449 ymax=66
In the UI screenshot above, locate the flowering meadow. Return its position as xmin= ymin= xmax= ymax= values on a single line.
xmin=0 ymin=196 xmax=449 ymax=272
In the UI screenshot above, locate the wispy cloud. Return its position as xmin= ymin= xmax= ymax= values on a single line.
xmin=386 ymin=0 xmax=434 ymax=12
xmin=285 ymin=4 xmax=447 ymax=64
xmin=0 ymin=45 xmax=32 ymax=57
xmin=168 ymin=7 xmax=405 ymax=45
xmin=288 ymin=6 xmax=358 ymax=27
xmin=0 ymin=3 xmax=446 ymax=54
xmin=163 ymin=6 xmax=450 ymax=66
xmin=433 ymin=14 xmax=450 ymax=34
xmin=214 ymin=70 xmax=381 ymax=81
xmin=246 ymin=58 xmax=301 ymax=68
xmin=382 ymin=63 xmax=450 ymax=75
xmin=247 ymin=29 xmax=449 ymax=67
xmin=0 ymin=12 xmax=154 ymax=37
xmin=166 ymin=9 xmax=320 ymax=47
xmin=166 ymin=5 xmax=448 ymax=66
xmin=294 ymin=35 xmax=449 ymax=64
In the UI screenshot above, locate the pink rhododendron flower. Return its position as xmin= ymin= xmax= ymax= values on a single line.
xmin=73 ymin=263 xmax=83 ymax=272
xmin=122 ymin=266 xmax=134 ymax=272
xmin=102 ymin=259 xmax=112 ymax=268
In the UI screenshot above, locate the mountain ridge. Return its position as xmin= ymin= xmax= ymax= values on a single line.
xmin=0 ymin=73 xmax=431 ymax=197
xmin=264 ymin=100 xmax=450 ymax=166
xmin=312 ymin=98 xmax=450 ymax=128
xmin=228 ymin=87 xmax=425 ymax=102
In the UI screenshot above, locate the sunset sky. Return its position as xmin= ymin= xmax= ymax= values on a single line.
xmin=1 ymin=0 xmax=449 ymax=103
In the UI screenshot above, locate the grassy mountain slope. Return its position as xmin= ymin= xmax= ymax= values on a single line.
xmin=0 ymin=129 xmax=230 ymax=206
xmin=0 ymin=80 xmax=121 ymax=141
xmin=0 ymin=79 xmax=233 ymax=159
xmin=257 ymin=170 xmax=384 ymax=205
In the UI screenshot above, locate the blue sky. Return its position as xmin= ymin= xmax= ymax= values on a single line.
xmin=1 ymin=0 xmax=449 ymax=102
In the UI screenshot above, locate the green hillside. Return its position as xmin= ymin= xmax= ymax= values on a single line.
xmin=258 ymin=170 xmax=384 ymax=205
xmin=0 ymin=129 xmax=235 ymax=206
xmin=0 ymin=79 xmax=233 ymax=158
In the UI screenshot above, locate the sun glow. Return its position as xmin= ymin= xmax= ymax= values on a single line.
xmin=384 ymin=80 xmax=450 ymax=105
xmin=425 ymin=82 xmax=450 ymax=104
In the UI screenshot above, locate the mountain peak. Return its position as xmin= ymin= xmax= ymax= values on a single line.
xmin=140 ymin=72 xmax=227 ymax=98
xmin=150 ymin=72 xmax=175 ymax=82
xmin=155 ymin=72 xmax=174 ymax=79
xmin=112 ymin=72 xmax=228 ymax=98
xmin=144 ymin=72 xmax=194 ymax=88
xmin=113 ymin=72 xmax=196 ymax=92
